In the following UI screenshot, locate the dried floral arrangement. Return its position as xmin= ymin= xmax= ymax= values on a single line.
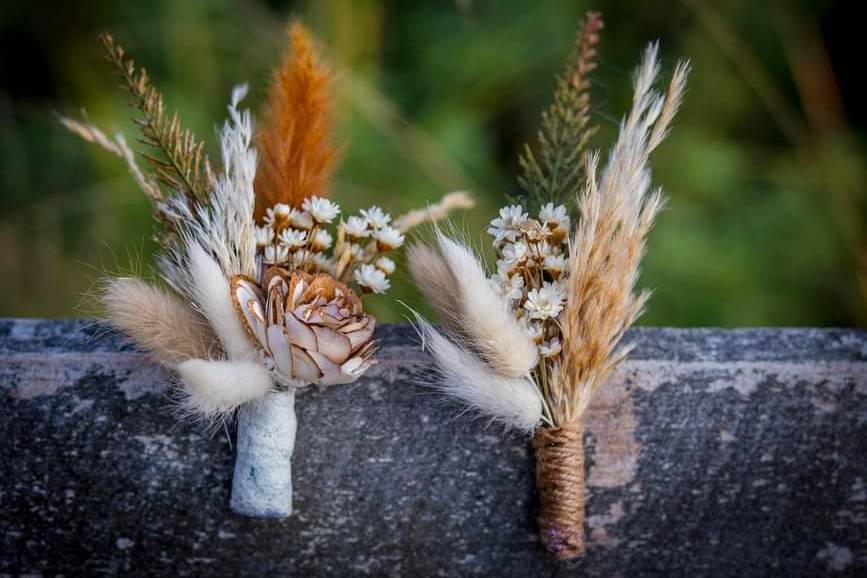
xmin=409 ymin=12 xmax=689 ymax=559
xmin=61 ymin=23 xmax=472 ymax=518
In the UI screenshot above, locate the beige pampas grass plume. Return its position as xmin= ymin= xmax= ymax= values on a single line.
xmin=557 ymin=43 xmax=690 ymax=424
xmin=533 ymin=42 xmax=689 ymax=561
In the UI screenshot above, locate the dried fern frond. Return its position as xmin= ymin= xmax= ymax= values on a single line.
xmin=255 ymin=21 xmax=336 ymax=218
xmin=514 ymin=11 xmax=603 ymax=213
xmin=556 ymin=44 xmax=690 ymax=425
xmin=99 ymin=33 xmax=213 ymax=206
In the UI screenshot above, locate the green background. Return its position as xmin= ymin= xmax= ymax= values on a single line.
xmin=1 ymin=0 xmax=863 ymax=326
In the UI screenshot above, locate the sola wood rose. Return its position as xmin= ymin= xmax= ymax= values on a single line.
xmin=62 ymin=23 xmax=472 ymax=518
xmin=410 ymin=14 xmax=689 ymax=560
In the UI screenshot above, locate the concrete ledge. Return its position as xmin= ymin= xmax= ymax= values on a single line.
xmin=1 ymin=319 xmax=866 ymax=576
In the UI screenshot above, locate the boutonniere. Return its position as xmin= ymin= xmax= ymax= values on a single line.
xmin=62 ymin=22 xmax=471 ymax=518
xmin=408 ymin=12 xmax=689 ymax=559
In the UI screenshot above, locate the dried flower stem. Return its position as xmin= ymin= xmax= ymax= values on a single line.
xmin=393 ymin=191 xmax=475 ymax=233
xmin=99 ymin=33 xmax=213 ymax=205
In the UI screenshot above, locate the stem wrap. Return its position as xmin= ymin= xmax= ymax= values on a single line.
xmin=230 ymin=389 xmax=297 ymax=518
xmin=532 ymin=421 xmax=586 ymax=560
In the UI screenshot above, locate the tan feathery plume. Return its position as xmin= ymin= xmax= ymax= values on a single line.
xmin=255 ymin=22 xmax=336 ymax=218
xmin=101 ymin=277 xmax=221 ymax=367
xmin=556 ymin=44 xmax=690 ymax=425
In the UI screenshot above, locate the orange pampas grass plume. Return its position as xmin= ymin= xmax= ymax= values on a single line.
xmin=255 ymin=22 xmax=337 ymax=218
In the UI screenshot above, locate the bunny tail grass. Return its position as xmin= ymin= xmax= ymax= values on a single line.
xmin=435 ymin=233 xmax=539 ymax=378
xmin=176 ymin=359 xmax=273 ymax=421
xmin=101 ymin=277 xmax=220 ymax=367
xmin=415 ymin=317 xmax=543 ymax=434
xmin=187 ymin=241 xmax=258 ymax=361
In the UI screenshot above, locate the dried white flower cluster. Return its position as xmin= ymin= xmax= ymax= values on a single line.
xmin=487 ymin=202 xmax=571 ymax=359
xmin=256 ymin=199 xmax=404 ymax=294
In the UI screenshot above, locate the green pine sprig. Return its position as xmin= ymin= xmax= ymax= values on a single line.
xmin=513 ymin=11 xmax=603 ymax=213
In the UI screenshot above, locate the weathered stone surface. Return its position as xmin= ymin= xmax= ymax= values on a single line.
xmin=1 ymin=318 xmax=866 ymax=576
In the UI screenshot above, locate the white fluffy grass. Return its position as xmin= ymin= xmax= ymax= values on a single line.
xmin=176 ymin=359 xmax=273 ymax=420
xmin=406 ymin=243 xmax=464 ymax=337
xmin=436 ymin=232 xmax=538 ymax=377
xmin=414 ymin=317 xmax=543 ymax=433
xmin=160 ymin=85 xmax=259 ymax=298
xmin=101 ymin=277 xmax=219 ymax=367
xmin=187 ymin=241 xmax=258 ymax=362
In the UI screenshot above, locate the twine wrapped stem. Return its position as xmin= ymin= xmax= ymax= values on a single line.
xmin=532 ymin=420 xmax=586 ymax=560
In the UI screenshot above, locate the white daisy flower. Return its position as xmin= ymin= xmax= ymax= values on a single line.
xmin=311 ymin=229 xmax=333 ymax=251
xmin=524 ymin=281 xmax=566 ymax=320
xmin=487 ymin=204 xmax=528 ymax=246
xmin=263 ymin=244 xmax=290 ymax=264
xmin=373 ymin=226 xmax=405 ymax=251
xmin=375 ymin=256 xmax=396 ymax=276
xmin=361 ymin=206 xmax=391 ymax=229
xmin=543 ymin=253 xmax=568 ymax=278
xmin=354 ymin=264 xmax=390 ymax=294
xmin=255 ymin=225 xmax=274 ymax=247
xmin=344 ymin=216 xmax=370 ymax=239
xmin=523 ymin=320 xmax=544 ymax=343
xmin=500 ymin=240 xmax=530 ymax=269
xmin=349 ymin=243 xmax=366 ymax=260
xmin=539 ymin=202 xmax=571 ymax=242
xmin=302 ymin=196 xmax=341 ymax=224
xmin=264 ymin=203 xmax=292 ymax=228
xmin=310 ymin=253 xmax=336 ymax=276
xmin=539 ymin=338 xmax=562 ymax=358
xmin=279 ymin=228 xmax=308 ymax=248
xmin=501 ymin=273 xmax=525 ymax=301
xmin=289 ymin=209 xmax=314 ymax=230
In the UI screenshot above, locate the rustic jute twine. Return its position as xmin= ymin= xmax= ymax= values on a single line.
xmin=532 ymin=420 xmax=585 ymax=560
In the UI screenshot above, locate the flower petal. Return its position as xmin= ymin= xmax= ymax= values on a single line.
xmin=291 ymin=346 xmax=321 ymax=383
xmin=266 ymin=325 xmax=294 ymax=379
xmin=311 ymin=326 xmax=352 ymax=364
xmin=284 ymin=311 xmax=318 ymax=351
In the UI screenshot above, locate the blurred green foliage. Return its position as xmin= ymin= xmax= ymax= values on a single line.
xmin=0 ymin=0 xmax=864 ymax=326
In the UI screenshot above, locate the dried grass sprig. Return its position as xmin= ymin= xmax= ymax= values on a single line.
xmin=176 ymin=359 xmax=274 ymax=422
xmin=58 ymin=115 xmax=163 ymax=203
xmin=99 ymin=33 xmax=214 ymax=206
xmin=515 ymin=11 xmax=603 ymax=213
xmin=557 ymin=44 xmax=690 ymax=424
xmin=255 ymin=22 xmax=336 ymax=217
xmin=393 ymin=191 xmax=475 ymax=233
